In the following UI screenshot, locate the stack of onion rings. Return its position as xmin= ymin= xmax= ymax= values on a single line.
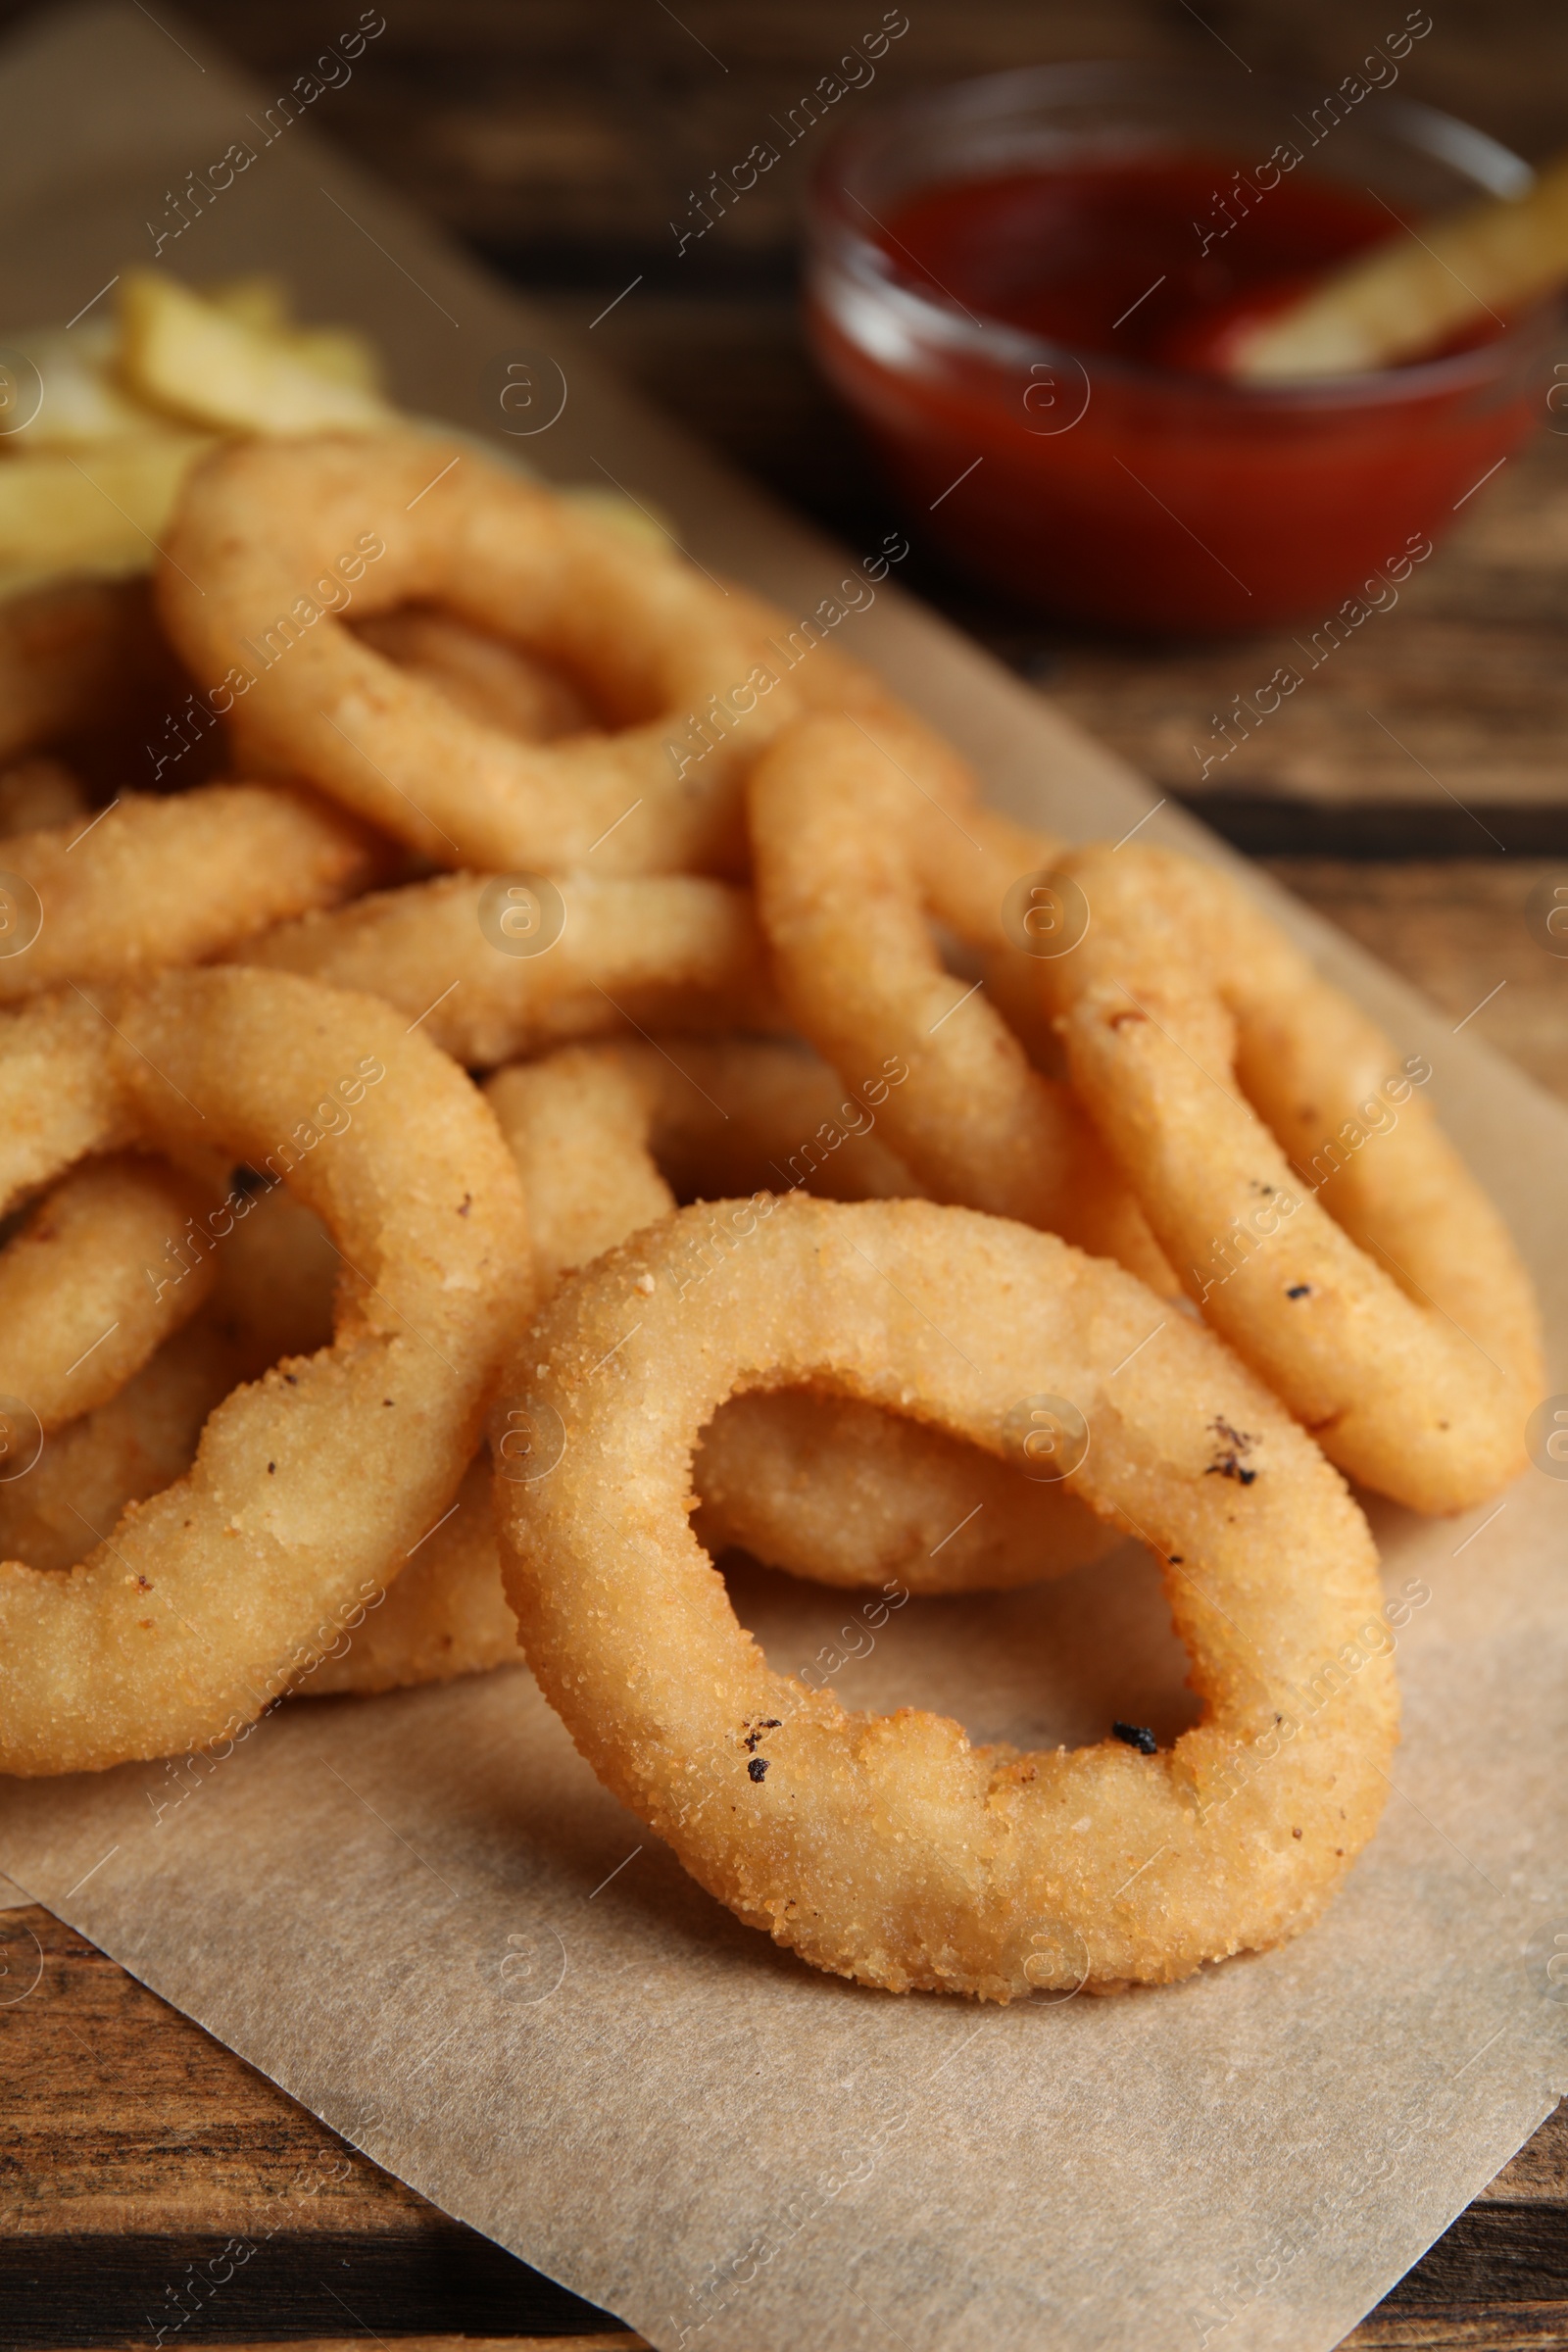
xmin=313 ymin=1034 xmax=1116 ymax=1694
xmin=0 ymin=966 xmax=527 ymax=1774
xmin=0 ymin=406 xmax=1537 ymax=2010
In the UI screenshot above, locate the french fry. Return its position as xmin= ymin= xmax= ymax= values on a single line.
xmin=1234 ymin=149 xmax=1568 ymax=379
xmin=0 ymin=320 xmax=169 ymax=451
xmin=205 ymin=273 xmax=293 ymax=335
xmin=205 ymin=276 xmax=384 ymax=392
xmin=0 ymin=433 xmax=212 ymax=590
xmin=118 ymin=271 xmax=391 ymax=434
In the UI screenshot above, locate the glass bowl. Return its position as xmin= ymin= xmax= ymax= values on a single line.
xmin=804 ymin=62 xmax=1560 ymax=633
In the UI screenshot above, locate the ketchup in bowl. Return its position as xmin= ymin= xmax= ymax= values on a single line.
xmin=806 ymin=67 xmax=1556 ymax=633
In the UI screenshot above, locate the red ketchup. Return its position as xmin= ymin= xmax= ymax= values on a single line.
xmin=808 ymin=154 xmax=1539 ymax=632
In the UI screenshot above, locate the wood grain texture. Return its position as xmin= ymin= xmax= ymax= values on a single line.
xmin=1263 ymin=860 xmax=1568 ymax=1102
xmin=28 ymin=2341 xmax=647 ymax=2352
xmin=0 ymin=1910 xmax=631 ymax=2344
xmin=1346 ymin=2313 xmax=1568 ymax=2349
xmin=33 ymin=0 xmax=1564 ymax=278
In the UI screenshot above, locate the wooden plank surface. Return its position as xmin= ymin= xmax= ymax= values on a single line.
xmin=0 ymin=1910 xmax=640 ymax=2346
xmin=1 ymin=1 xmax=1566 ymax=2346
xmin=1 ymin=1901 xmax=1564 ymax=2348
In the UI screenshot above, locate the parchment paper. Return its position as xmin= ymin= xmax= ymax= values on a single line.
xmin=0 ymin=11 xmax=1565 ymax=2349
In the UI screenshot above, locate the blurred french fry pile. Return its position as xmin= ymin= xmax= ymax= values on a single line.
xmin=0 ymin=273 xmax=393 ymax=600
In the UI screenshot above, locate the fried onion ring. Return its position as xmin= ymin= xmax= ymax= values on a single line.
xmin=0 ymin=576 xmax=181 ymax=767
xmin=311 ymin=1025 xmax=1113 ymax=1699
xmin=0 ymin=1185 xmax=342 ymax=1577
xmin=0 ymin=785 xmax=381 ymax=1004
xmin=1040 ymin=843 xmax=1543 ymax=1512
xmin=0 ymin=1323 xmax=238 ymax=1577
xmin=748 ymin=712 xmax=1172 ymax=1289
xmin=232 ymin=868 xmax=779 ymax=1068
xmin=0 ymin=966 xmax=528 ymax=1774
xmin=691 ymin=1386 xmax=1115 ymax=1597
xmin=0 ymin=1152 xmax=217 ymax=1430
xmin=0 ymin=756 xmax=88 ymax=837
xmin=485 ymin=1038 xmax=1111 ymax=1596
xmin=498 ymin=1195 xmax=1397 ymax=1999
xmin=352 ymin=604 xmax=596 ymax=743
xmin=158 ymin=432 xmax=799 ymax=875
xmin=484 ymin=1038 xmax=917 ymax=1290
xmin=306 ymin=1456 xmax=517 ymax=1697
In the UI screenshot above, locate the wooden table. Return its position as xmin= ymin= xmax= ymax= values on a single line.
xmin=2 ymin=2 xmax=1566 ymax=2345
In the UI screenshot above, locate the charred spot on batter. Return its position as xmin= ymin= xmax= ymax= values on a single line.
xmin=1204 ymin=1415 xmax=1258 ymax=1485
xmin=748 ymin=1756 xmax=769 ymax=1783
xmin=458 ymin=1194 xmax=472 ymax=1217
xmin=267 ymin=1461 xmax=275 ymax=1474
xmin=1287 ymin=1283 xmax=1312 ymax=1299
xmin=1112 ymin=1721 xmax=1157 ymax=1754
xmin=741 ymin=1717 xmax=781 ymax=1753
xmin=1167 ymin=1553 xmax=1184 ymax=1563
xmin=1292 ymin=1827 xmax=1302 ymax=1838
xmin=136 ymin=1574 xmax=152 ymax=1592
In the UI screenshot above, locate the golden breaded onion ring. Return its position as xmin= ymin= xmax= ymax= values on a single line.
xmin=484 ymin=1037 xmax=917 ymax=1292
xmin=352 ymin=604 xmax=595 ymax=743
xmin=0 ymin=756 xmax=89 ymax=837
xmin=1039 ymin=843 xmax=1543 ymax=1513
xmin=232 ymin=868 xmax=780 ymax=1069
xmin=0 ymin=576 xmax=181 ymax=766
xmin=315 ymin=1026 xmax=1116 ymax=1698
xmin=0 ymin=1182 xmax=340 ymax=1577
xmin=157 ymin=432 xmax=799 ymax=875
xmin=497 ymin=1195 xmax=1397 ymax=1999
xmin=0 ymin=1152 xmax=217 ymax=1430
xmin=748 ymin=711 xmax=1172 ymax=1288
xmin=485 ymin=1039 xmax=1113 ymax=1596
xmin=0 ymin=784 xmax=380 ymax=1004
xmin=305 ymin=1456 xmax=519 ymax=1698
xmin=0 ymin=967 xmax=528 ymax=1775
